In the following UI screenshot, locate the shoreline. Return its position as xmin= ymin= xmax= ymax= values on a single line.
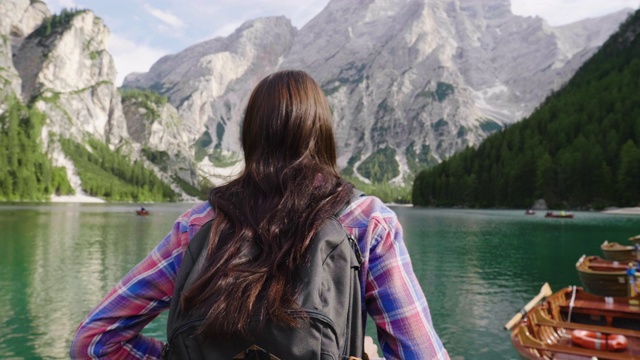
xmin=23 ymin=196 xmax=640 ymax=216
xmin=600 ymin=207 xmax=640 ymax=215
xmin=51 ymin=193 xmax=106 ymax=203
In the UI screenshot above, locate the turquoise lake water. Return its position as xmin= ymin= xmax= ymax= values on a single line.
xmin=1 ymin=203 xmax=639 ymax=359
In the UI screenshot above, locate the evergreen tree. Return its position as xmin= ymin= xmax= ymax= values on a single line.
xmin=617 ymin=140 xmax=640 ymax=206
xmin=413 ymin=9 xmax=640 ymax=209
xmin=0 ymin=97 xmax=72 ymax=201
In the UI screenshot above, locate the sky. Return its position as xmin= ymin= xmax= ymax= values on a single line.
xmin=43 ymin=0 xmax=640 ymax=86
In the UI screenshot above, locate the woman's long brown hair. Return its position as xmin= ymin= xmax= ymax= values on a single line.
xmin=181 ymin=70 xmax=354 ymax=337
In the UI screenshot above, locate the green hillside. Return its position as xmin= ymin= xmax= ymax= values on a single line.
xmin=0 ymin=97 xmax=73 ymax=201
xmin=0 ymin=95 xmax=176 ymax=202
xmin=60 ymin=138 xmax=176 ymax=202
xmin=413 ymin=10 xmax=640 ymax=209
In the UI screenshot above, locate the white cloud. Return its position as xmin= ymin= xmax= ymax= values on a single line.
xmin=108 ymin=33 xmax=169 ymax=86
xmin=59 ymin=0 xmax=77 ymax=7
xmin=511 ymin=0 xmax=639 ymax=26
xmin=143 ymin=3 xmax=185 ymax=29
xmin=45 ymin=0 xmax=78 ymax=13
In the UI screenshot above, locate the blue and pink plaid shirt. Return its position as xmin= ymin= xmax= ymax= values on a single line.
xmin=70 ymin=196 xmax=449 ymax=359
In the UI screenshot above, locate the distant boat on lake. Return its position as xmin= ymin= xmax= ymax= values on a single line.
xmin=136 ymin=208 xmax=149 ymax=216
xmin=525 ymin=209 xmax=535 ymax=215
xmin=575 ymin=255 xmax=634 ymax=297
xmin=544 ymin=211 xmax=573 ymax=219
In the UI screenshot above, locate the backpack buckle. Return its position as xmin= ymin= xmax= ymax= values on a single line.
xmin=160 ymin=343 xmax=170 ymax=359
xmin=232 ymin=345 xmax=280 ymax=360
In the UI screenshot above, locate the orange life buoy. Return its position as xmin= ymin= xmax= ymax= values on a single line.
xmin=571 ymin=330 xmax=628 ymax=351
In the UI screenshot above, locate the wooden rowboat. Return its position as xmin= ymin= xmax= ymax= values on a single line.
xmin=601 ymin=241 xmax=638 ymax=262
xmin=136 ymin=209 xmax=149 ymax=216
xmin=507 ymin=284 xmax=640 ymax=360
xmin=630 ymin=235 xmax=640 ymax=246
xmin=576 ymin=255 xmax=634 ymax=297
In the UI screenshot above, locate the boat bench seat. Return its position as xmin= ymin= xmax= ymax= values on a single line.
xmin=532 ymin=308 xmax=640 ymax=338
xmin=559 ymin=300 xmax=640 ymax=322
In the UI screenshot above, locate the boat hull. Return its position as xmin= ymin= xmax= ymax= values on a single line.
xmin=602 ymin=249 xmax=637 ymax=262
xmin=576 ymin=256 xmax=633 ymax=297
xmin=577 ymin=268 xmax=630 ymax=297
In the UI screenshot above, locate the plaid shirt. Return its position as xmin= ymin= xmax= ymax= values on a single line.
xmin=70 ymin=196 xmax=449 ymax=360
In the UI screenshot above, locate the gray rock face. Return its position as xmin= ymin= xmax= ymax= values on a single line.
xmin=0 ymin=0 xmax=30 ymax=35
xmin=123 ymin=16 xmax=299 ymax=188
xmin=11 ymin=0 xmax=49 ymax=39
xmin=121 ymin=96 xmax=197 ymax=183
xmin=124 ymin=0 xmax=630 ymax=184
xmin=0 ymin=0 xmax=34 ymax=102
xmin=13 ymin=10 xmax=128 ymax=146
xmin=0 ymin=33 xmax=21 ymax=104
xmin=284 ymin=0 xmax=630 ymax=180
xmin=125 ymin=16 xmax=298 ymax=154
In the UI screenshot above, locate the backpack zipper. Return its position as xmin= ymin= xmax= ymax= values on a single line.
xmin=347 ymin=234 xmax=363 ymax=266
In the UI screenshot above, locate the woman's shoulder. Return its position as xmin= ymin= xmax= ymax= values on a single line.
xmin=175 ymin=201 xmax=215 ymax=234
xmin=339 ymin=194 xmax=399 ymax=230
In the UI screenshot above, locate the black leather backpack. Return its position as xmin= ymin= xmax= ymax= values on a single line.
xmin=163 ymin=191 xmax=365 ymax=359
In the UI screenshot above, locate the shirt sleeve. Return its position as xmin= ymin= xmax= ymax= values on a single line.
xmin=355 ymin=200 xmax=449 ymax=360
xmin=69 ymin=213 xmax=192 ymax=359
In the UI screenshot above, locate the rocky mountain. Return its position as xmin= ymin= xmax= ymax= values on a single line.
xmin=412 ymin=8 xmax=640 ymax=209
xmin=120 ymin=90 xmax=200 ymax=186
xmin=0 ymin=0 xmax=49 ymax=103
xmin=14 ymin=9 xmax=128 ymax=146
xmin=0 ymin=2 xmax=197 ymax=200
xmin=0 ymin=0 xmax=633 ymax=202
xmin=124 ymin=16 xmax=298 ymax=155
xmin=124 ymin=0 xmax=631 ymax=184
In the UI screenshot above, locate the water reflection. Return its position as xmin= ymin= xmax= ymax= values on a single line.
xmin=0 ymin=203 xmax=193 ymax=359
xmin=392 ymin=207 xmax=640 ymax=358
xmin=0 ymin=204 xmax=639 ymax=359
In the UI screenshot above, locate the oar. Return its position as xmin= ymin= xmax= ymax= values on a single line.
xmin=504 ymin=283 xmax=553 ymax=331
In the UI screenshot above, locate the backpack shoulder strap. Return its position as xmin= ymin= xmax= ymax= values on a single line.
xmin=337 ymin=188 xmax=365 ymax=217
xmin=166 ymin=219 xmax=213 ymax=337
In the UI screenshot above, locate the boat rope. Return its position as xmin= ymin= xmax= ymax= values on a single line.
xmin=567 ymin=285 xmax=577 ymax=323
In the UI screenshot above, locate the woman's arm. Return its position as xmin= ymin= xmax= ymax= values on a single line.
xmin=350 ymin=198 xmax=449 ymax=360
xmin=70 ymin=204 xmax=212 ymax=359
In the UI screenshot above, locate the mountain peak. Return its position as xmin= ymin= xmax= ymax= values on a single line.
xmin=123 ymin=1 xmax=629 ymax=183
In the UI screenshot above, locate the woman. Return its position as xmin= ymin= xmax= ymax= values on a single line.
xmin=70 ymin=70 xmax=449 ymax=359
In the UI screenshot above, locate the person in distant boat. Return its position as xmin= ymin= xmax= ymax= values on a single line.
xmin=70 ymin=70 xmax=449 ymax=360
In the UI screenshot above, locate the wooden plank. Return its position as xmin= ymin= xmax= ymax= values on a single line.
xmin=532 ymin=309 xmax=640 ymax=338
xmin=515 ymin=326 xmax=638 ymax=360
xmin=559 ymin=300 xmax=640 ymax=322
